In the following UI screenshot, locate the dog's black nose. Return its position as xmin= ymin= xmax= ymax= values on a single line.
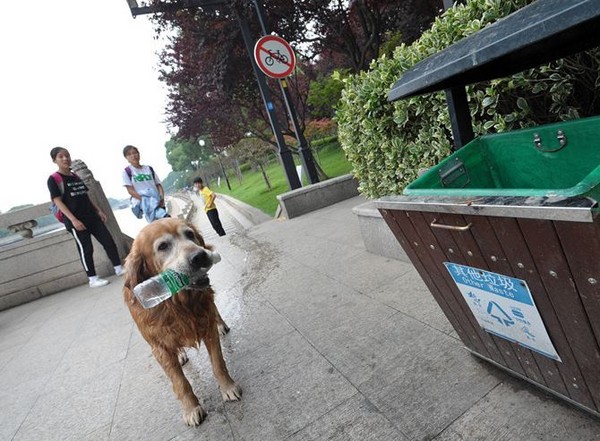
xmin=189 ymin=249 xmax=211 ymax=269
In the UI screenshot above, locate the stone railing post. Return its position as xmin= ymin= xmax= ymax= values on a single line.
xmin=71 ymin=159 xmax=130 ymax=259
xmin=6 ymin=219 xmax=38 ymax=238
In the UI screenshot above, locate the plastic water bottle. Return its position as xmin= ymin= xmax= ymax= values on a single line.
xmin=132 ymin=251 xmax=221 ymax=309
xmin=133 ymin=269 xmax=190 ymax=309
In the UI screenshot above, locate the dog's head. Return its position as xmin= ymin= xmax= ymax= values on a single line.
xmin=124 ymin=218 xmax=218 ymax=294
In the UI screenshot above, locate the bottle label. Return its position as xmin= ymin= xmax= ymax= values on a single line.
xmin=161 ymin=269 xmax=190 ymax=294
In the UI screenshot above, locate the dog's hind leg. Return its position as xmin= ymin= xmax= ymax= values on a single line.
xmin=204 ymin=320 xmax=242 ymax=402
xmin=215 ymin=308 xmax=230 ymax=336
xmin=152 ymin=346 xmax=206 ymax=426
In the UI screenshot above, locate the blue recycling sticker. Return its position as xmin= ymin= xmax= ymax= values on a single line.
xmin=445 ymin=262 xmax=561 ymax=361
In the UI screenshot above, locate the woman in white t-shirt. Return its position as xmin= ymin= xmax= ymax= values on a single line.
xmin=122 ymin=145 xmax=169 ymax=222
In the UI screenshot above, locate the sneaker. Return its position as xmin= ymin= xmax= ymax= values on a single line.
xmin=89 ymin=278 xmax=110 ymax=288
xmin=114 ymin=266 xmax=126 ymax=276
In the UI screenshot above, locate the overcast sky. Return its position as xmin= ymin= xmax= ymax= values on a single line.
xmin=0 ymin=0 xmax=172 ymax=213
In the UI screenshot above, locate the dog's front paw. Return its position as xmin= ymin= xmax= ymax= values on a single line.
xmin=178 ymin=349 xmax=189 ymax=366
xmin=217 ymin=322 xmax=230 ymax=336
xmin=183 ymin=405 xmax=207 ymax=426
xmin=220 ymin=382 xmax=242 ymax=401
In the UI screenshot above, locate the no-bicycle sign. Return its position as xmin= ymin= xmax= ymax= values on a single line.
xmin=254 ymin=35 xmax=296 ymax=79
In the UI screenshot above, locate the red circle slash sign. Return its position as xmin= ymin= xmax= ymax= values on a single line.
xmin=254 ymin=35 xmax=296 ymax=79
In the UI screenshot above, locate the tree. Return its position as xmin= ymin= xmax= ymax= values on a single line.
xmin=307 ymin=69 xmax=350 ymax=119
xmin=149 ymin=0 xmax=443 ymax=153
xmin=299 ymin=0 xmax=443 ymax=72
xmin=165 ymin=137 xmax=213 ymax=172
xmin=230 ymin=136 xmax=274 ymax=190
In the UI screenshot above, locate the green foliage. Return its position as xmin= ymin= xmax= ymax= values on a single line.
xmin=307 ymin=70 xmax=351 ymax=119
xmin=378 ymin=30 xmax=404 ymax=59
xmin=165 ymin=137 xmax=213 ymax=172
xmin=336 ymin=0 xmax=600 ymax=198
xmin=162 ymin=170 xmax=189 ymax=192
xmin=311 ymin=135 xmax=339 ymax=149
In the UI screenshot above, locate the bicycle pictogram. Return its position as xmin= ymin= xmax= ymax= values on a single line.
xmin=265 ymin=49 xmax=289 ymax=66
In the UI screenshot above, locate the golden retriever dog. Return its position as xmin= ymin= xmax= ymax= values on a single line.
xmin=123 ymin=218 xmax=241 ymax=426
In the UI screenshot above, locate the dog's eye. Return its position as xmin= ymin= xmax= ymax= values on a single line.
xmin=157 ymin=241 xmax=170 ymax=251
xmin=184 ymin=230 xmax=195 ymax=240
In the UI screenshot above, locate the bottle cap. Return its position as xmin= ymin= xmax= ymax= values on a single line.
xmin=210 ymin=251 xmax=221 ymax=264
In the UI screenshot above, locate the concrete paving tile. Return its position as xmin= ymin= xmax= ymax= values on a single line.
xmin=290 ymin=215 xmax=364 ymax=249
xmin=0 ymin=343 xmax=20 ymax=372
xmin=110 ymin=372 xmax=194 ymax=441
xmin=435 ymin=379 xmax=600 ymax=441
xmin=287 ymin=393 xmax=409 ymax=441
xmin=356 ymin=313 xmax=501 ymax=440
xmin=250 ymin=227 xmax=411 ymax=297
xmin=270 ymin=277 xmax=399 ymax=353
xmin=250 ymin=258 xmax=351 ymax=308
xmin=0 ymin=314 xmax=41 ymax=353
xmin=12 ymin=364 xmax=122 ymax=441
xmin=0 ymin=335 xmax=71 ymax=392
xmin=169 ymin=412 xmax=236 ymax=441
xmin=251 ymin=259 xmax=399 ymax=336
xmin=280 ymin=233 xmax=364 ymax=267
xmin=368 ymin=269 xmax=456 ymax=335
xmin=43 ymin=323 xmax=131 ymax=395
xmin=327 ymin=249 xmax=415 ymax=294
xmin=213 ymin=288 xmax=297 ymax=361
xmin=112 ymin=347 xmax=237 ymax=441
xmin=0 ymin=376 xmax=47 ymax=441
xmin=75 ymin=309 xmax=134 ymax=344
xmin=225 ymin=331 xmax=357 ymax=441
xmin=81 ymin=424 xmax=111 ymax=441
xmin=308 ymin=196 xmax=368 ymax=223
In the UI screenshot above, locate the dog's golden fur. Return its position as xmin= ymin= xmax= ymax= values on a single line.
xmin=123 ymin=218 xmax=241 ymax=426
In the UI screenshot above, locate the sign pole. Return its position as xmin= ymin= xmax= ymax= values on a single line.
xmin=237 ymin=11 xmax=301 ymax=190
xmin=252 ymin=0 xmax=320 ymax=185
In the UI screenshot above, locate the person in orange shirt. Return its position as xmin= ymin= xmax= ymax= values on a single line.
xmin=192 ymin=177 xmax=226 ymax=236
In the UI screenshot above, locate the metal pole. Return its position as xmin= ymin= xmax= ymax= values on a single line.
xmin=252 ymin=0 xmax=320 ymax=184
xmin=443 ymin=0 xmax=474 ymax=150
xmin=236 ymin=10 xmax=301 ymax=190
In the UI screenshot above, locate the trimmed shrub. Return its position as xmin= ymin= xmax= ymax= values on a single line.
xmin=337 ymin=0 xmax=600 ymax=198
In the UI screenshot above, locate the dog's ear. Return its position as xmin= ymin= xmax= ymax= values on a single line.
xmin=123 ymin=241 xmax=151 ymax=292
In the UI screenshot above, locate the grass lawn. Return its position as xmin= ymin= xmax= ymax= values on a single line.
xmin=215 ymin=142 xmax=353 ymax=216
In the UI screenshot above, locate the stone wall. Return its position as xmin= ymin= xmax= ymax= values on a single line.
xmin=277 ymin=174 xmax=360 ymax=219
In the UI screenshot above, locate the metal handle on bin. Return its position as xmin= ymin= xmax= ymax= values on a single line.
xmin=430 ymin=218 xmax=472 ymax=231
xmin=533 ymin=130 xmax=568 ymax=153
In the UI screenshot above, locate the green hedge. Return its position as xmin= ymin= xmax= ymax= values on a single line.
xmin=336 ymin=0 xmax=600 ymax=198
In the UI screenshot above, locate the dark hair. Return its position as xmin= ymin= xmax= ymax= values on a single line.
xmin=193 ymin=177 xmax=203 ymax=184
xmin=50 ymin=147 xmax=68 ymax=161
xmin=123 ymin=145 xmax=138 ymax=157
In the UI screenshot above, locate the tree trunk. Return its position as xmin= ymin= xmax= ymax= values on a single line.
xmin=259 ymin=163 xmax=272 ymax=190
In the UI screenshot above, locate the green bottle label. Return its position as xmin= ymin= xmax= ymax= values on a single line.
xmin=161 ymin=269 xmax=190 ymax=294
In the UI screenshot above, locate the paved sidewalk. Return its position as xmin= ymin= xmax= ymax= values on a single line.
xmin=1 ymin=196 xmax=599 ymax=440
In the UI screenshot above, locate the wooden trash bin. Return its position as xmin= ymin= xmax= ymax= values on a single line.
xmin=375 ymin=118 xmax=600 ymax=417
xmin=377 ymin=195 xmax=600 ymax=417
xmin=378 ymin=0 xmax=600 ymax=419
